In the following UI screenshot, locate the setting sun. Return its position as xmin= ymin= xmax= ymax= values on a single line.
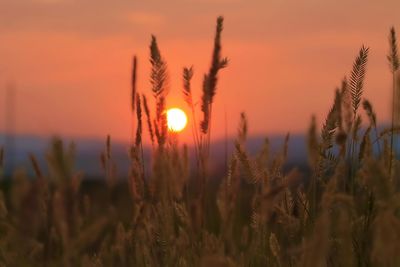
xmin=166 ymin=108 xmax=188 ymax=132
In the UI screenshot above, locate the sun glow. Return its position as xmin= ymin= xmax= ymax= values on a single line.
xmin=166 ymin=108 xmax=188 ymax=132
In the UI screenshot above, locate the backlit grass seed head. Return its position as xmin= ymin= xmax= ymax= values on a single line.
xmin=388 ymin=27 xmax=399 ymax=72
xmin=350 ymin=45 xmax=369 ymax=115
xmin=200 ymin=16 xmax=228 ymax=134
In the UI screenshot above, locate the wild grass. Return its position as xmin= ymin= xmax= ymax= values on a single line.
xmin=0 ymin=17 xmax=400 ymax=267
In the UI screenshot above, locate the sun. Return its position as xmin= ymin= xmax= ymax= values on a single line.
xmin=166 ymin=108 xmax=188 ymax=132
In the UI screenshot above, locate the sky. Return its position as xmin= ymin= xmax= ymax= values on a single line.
xmin=0 ymin=0 xmax=399 ymax=144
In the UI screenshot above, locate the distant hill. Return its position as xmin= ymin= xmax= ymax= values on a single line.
xmin=0 ymin=133 xmax=310 ymax=178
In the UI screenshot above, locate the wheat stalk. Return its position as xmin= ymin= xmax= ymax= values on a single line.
xmin=131 ymin=56 xmax=138 ymax=146
xmin=200 ymin=16 xmax=228 ymax=136
xmin=131 ymin=56 xmax=138 ymax=113
xmin=363 ymin=99 xmax=381 ymax=154
xmin=150 ymin=35 xmax=169 ymax=147
xmin=182 ymin=66 xmax=201 ymax=163
xmin=348 ymin=46 xmax=369 ymax=192
xmin=142 ymin=94 xmax=155 ymax=146
xmin=135 ymin=93 xmax=143 ymax=147
xmin=388 ymin=27 xmax=399 ymax=177
xmin=350 ymin=45 xmax=369 ymax=116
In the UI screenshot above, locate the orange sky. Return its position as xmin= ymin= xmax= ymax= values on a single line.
xmin=0 ymin=0 xmax=399 ymax=144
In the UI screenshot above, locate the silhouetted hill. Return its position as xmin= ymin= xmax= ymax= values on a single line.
xmin=0 ymin=133 xmax=310 ymax=178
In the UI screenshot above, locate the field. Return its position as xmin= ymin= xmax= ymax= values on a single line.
xmin=1 ymin=17 xmax=400 ymax=267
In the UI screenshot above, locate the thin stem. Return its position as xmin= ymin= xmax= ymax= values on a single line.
xmin=140 ymin=141 xmax=146 ymax=190
xmin=390 ymin=71 xmax=396 ymax=177
xmin=206 ymin=103 xmax=213 ymax=157
xmin=350 ymin=113 xmax=357 ymax=195
xmin=224 ymin=107 xmax=228 ymax=174
xmin=373 ymin=125 xmax=381 ymax=156
xmin=190 ymin=103 xmax=201 ymax=168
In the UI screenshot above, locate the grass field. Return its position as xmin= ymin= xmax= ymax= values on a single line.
xmin=1 ymin=17 xmax=400 ymax=267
